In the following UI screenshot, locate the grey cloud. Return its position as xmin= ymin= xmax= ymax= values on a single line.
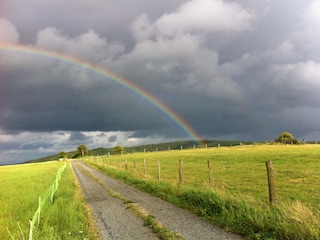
xmin=1 ymin=0 xmax=320 ymax=165
xmin=130 ymin=14 xmax=155 ymax=42
xmin=0 ymin=0 xmax=133 ymax=43
xmin=0 ymin=18 xmax=19 ymax=43
xmin=155 ymin=0 xmax=253 ymax=36
xmin=20 ymin=142 xmax=53 ymax=150
xmin=97 ymin=132 xmax=107 ymax=137
xmin=36 ymin=28 xmax=125 ymax=61
xmin=68 ymin=132 xmax=91 ymax=143
xmin=0 ymin=142 xmax=21 ymax=151
xmin=108 ymin=135 xmax=117 ymax=142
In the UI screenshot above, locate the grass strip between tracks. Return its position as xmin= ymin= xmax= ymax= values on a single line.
xmin=77 ymin=163 xmax=184 ymax=240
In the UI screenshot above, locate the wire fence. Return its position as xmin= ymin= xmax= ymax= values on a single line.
xmin=6 ymin=163 xmax=67 ymax=240
xmin=89 ymin=154 xmax=320 ymax=208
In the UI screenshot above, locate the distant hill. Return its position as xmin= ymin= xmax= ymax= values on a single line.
xmin=25 ymin=151 xmax=77 ymax=164
xmin=25 ymin=140 xmax=254 ymax=163
xmin=104 ymin=140 xmax=254 ymax=155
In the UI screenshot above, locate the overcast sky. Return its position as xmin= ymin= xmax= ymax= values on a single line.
xmin=0 ymin=0 xmax=319 ymax=164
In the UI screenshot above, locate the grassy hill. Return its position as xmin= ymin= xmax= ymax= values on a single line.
xmin=25 ymin=140 xmax=254 ymax=163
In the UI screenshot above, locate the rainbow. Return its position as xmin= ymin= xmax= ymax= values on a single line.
xmin=0 ymin=43 xmax=203 ymax=144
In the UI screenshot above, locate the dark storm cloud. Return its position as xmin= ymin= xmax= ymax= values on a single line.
xmin=0 ymin=0 xmax=320 ymax=164
xmin=108 ymin=135 xmax=117 ymax=142
xmin=0 ymin=141 xmax=21 ymax=150
xmin=19 ymin=142 xmax=53 ymax=150
xmin=0 ymin=52 xmax=170 ymax=133
xmin=68 ymin=132 xmax=90 ymax=142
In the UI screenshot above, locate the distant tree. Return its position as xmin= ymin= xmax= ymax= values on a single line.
xmin=275 ymin=132 xmax=299 ymax=144
xmin=113 ymin=145 xmax=124 ymax=155
xmin=59 ymin=151 xmax=67 ymax=159
xmin=77 ymin=144 xmax=88 ymax=157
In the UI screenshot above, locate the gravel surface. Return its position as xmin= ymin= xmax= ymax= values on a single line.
xmin=72 ymin=161 xmax=244 ymax=240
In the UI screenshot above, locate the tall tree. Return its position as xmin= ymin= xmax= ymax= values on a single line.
xmin=77 ymin=144 xmax=88 ymax=157
xmin=113 ymin=145 xmax=124 ymax=155
xmin=275 ymin=132 xmax=299 ymax=144
xmin=59 ymin=151 xmax=67 ymax=159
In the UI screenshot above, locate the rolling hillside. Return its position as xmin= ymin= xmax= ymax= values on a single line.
xmin=25 ymin=140 xmax=254 ymax=163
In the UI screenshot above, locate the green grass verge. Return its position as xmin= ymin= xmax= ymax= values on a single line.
xmin=84 ymin=144 xmax=320 ymax=239
xmin=0 ymin=161 xmax=97 ymax=240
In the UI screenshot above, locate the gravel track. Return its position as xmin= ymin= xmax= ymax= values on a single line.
xmin=72 ymin=161 xmax=244 ymax=240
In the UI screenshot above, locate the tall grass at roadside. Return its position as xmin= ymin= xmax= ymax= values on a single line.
xmin=0 ymin=161 xmax=96 ymax=239
xmin=85 ymin=144 xmax=320 ymax=239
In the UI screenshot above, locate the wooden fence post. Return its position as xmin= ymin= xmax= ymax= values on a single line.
xmin=51 ymin=184 xmax=54 ymax=203
xmin=179 ymin=160 xmax=183 ymax=185
xmin=157 ymin=160 xmax=161 ymax=180
xmin=208 ymin=161 xmax=214 ymax=190
xmin=29 ymin=219 xmax=33 ymax=240
xmin=37 ymin=196 xmax=41 ymax=226
xmin=144 ymin=158 xmax=146 ymax=176
xmin=134 ymin=160 xmax=136 ymax=173
xmin=266 ymin=160 xmax=276 ymax=206
xmin=125 ymin=159 xmax=128 ymax=171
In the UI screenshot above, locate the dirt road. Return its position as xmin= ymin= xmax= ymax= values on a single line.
xmin=72 ymin=161 xmax=243 ymax=240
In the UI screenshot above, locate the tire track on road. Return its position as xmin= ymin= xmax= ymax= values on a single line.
xmin=72 ymin=162 xmax=160 ymax=240
xmin=73 ymin=161 xmax=244 ymax=240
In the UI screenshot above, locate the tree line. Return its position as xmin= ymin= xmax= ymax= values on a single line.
xmin=25 ymin=132 xmax=303 ymax=164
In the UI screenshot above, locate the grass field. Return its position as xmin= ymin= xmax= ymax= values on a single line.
xmin=1 ymin=144 xmax=318 ymax=239
xmin=85 ymin=144 xmax=320 ymax=239
xmin=0 ymin=161 xmax=96 ymax=240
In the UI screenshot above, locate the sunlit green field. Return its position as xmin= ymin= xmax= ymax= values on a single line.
xmin=0 ymin=161 xmax=95 ymax=240
xmin=88 ymin=144 xmax=320 ymax=208
xmin=86 ymin=144 xmax=320 ymax=239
